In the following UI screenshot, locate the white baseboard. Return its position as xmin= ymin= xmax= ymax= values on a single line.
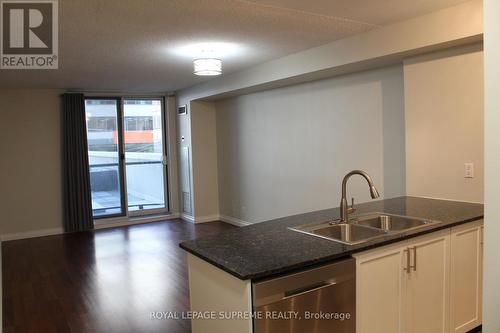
xmin=180 ymin=213 xmax=251 ymax=226
xmin=181 ymin=213 xmax=195 ymax=223
xmin=1 ymin=214 xmax=183 ymax=241
xmin=219 ymin=215 xmax=252 ymax=227
xmin=406 ymin=195 xmax=483 ymax=205
xmin=0 ymin=227 xmax=64 ymax=242
xmin=194 ymin=214 xmax=222 ymax=223
xmin=0 ymin=214 xmax=250 ymax=240
xmin=181 ymin=214 xmax=220 ymax=223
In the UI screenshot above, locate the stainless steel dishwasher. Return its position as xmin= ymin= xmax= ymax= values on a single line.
xmin=252 ymin=258 xmax=355 ymax=333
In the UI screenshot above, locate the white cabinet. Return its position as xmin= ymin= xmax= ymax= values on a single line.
xmin=355 ymin=225 xmax=483 ymax=333
xmin=450 ymin=220 xmax=483 ymax=333
xmin=355 ymin=242 xmax=408 ymax=333
xmin=406 ymin=231 xmax=450 ymax=333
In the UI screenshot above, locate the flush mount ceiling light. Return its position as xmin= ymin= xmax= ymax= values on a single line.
xmin=170 ymin=41 xmax=247 ymax=76
xmin=193 ymin=58 xmax=222 ymax=76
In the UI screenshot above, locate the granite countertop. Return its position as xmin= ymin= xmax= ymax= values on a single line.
xmin=179 ymin=196 xmax=483 ymax=281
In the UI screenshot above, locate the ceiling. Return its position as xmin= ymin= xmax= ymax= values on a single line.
xmin=0 ymin=0 xmax=470 ymax=92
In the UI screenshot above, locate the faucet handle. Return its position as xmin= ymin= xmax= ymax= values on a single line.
xmin=348 ymin=197 xmax=356 ymax=214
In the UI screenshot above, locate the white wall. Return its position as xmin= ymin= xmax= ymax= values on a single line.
xmin=215 ymin=66 xmax=405 ymax=223
xmin=177 ymin=0 xmax=483 ymax=222
xmin=483 ymin=0 xmax=500 ymax=331
xmin=190 ymin=101 xmax=220 ymax=219
xmin=0 ymin=89 xmax=64 ymax=237
xmin=404 ymin=44 xmax=484 ymax=203
xmin=0 ymin=91 xmax=180 ymax=239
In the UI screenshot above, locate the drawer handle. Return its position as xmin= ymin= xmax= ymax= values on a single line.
xmin=283 ymin=281 xmax=337 ymax=299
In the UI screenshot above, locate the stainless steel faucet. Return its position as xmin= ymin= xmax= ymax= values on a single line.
xmin=339 ymin=170 xmax=380 ymax=223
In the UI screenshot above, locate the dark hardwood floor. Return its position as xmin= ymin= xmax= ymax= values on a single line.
xmin=2 ymin=219 xmax=235 ymax=333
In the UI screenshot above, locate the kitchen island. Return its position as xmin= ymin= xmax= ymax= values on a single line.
xmin=180 ymin=196 xmax=483 ymax=333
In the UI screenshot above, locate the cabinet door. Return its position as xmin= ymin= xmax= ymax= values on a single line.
xmin=450 ymin=221 xmax=483 ymax=332
xmin=407 ymin=230 xmax=450 ymax=333
xmin=354 ymin=242 xmax=408 ymax=333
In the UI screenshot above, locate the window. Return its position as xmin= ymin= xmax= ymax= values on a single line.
xmin=84 ymin=97 xmax=169 ymax=219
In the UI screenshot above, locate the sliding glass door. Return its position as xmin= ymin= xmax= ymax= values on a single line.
xmin=84 ymin=97 xmax=169 ymax=219
xmin=85 ymin=99 xmax=125 ymax=217
xmin=123 ymin=99 xmax=166 ymax=215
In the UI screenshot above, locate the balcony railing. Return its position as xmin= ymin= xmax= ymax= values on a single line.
xmin=89 ymin=160 xmax=165 ymax=216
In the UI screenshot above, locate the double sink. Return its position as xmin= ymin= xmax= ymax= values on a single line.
xmin=290 ymin=212 xmax=440 ymax=245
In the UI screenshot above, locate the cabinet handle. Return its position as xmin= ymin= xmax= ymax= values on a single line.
xmin=410 ymin=246 xmax=417 ymax=271
xmin=282 ymin=281 xmax=337 ymax=299
xmin=404 ymin=248 xmax=410 ymax=273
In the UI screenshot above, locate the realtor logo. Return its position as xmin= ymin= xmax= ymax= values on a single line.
xmin=1 ymin=0 xmax=58 ymax=69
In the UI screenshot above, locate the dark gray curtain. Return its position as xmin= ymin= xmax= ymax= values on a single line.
xmin=62 ymin=93 xmax=93 ymax=232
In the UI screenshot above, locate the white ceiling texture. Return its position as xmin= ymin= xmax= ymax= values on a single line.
xmin=0 ymin=0 xmax=470 ymax=92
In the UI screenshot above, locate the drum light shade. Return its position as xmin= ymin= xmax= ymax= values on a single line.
xmin=193 ymin=58 xmax=222 ymax=76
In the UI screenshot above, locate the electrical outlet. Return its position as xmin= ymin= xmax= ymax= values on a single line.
xmin=464 ymin=163 xmax=474 ymax=178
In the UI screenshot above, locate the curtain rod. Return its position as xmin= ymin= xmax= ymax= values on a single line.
xmin=64 ymin=90 xmax=176 ymax=97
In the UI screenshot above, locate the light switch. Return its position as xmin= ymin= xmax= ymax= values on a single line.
xmin=464 ymin=163 xmax=474 ymax=178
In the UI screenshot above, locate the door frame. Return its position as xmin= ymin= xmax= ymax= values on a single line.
xmin=84 ymin=95 xmax=170 ymax=220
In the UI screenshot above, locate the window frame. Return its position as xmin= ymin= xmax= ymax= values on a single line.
xmin=84 ymin=96 xmax=170 ymax=220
